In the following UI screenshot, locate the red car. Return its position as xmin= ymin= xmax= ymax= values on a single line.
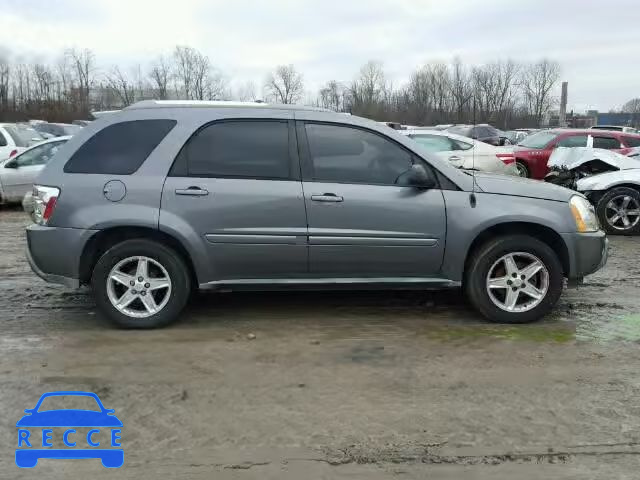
xmin=513 ymin=129 xmax=640 ymax=179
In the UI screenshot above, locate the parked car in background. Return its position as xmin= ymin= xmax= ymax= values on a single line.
xmin=0 ymin=123 xmax=46 ymax=159
xmin=513 ymin=129 xmax=640 ymax=179
xmin=0 ymin=136 xmax=69 ymax=204
xmin=26 ymin=100 xmax=607 ymax=329
xmin=72 ymin=120 xmax=92 ymax=127
xmin=402 ymin=129 xmax=517 ymax=175
xmin=33 ymin=122 xmax=82 ymax=138
xmin=590 ymin=125 xmax=639 ymax=134
xmin=447 ymin=124 xmax=512 ymax=146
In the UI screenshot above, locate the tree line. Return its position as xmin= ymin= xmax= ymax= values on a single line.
xmin=0 ymin=44 xmax=596 ymax=128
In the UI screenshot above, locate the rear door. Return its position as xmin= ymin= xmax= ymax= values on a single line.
xmin=298 ymin=121 xmax=446 ymax=278
xmin=161 ymin=118 xmax=308 ymax=282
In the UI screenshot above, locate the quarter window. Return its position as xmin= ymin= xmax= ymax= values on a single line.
xmin=64 ymin=120 xmax=176 ymax=174
xmin=305 ymin=123 xmax=414 ymax=185
xmin=176 ymin=121 xmax=290 ymax=179
xmin=624 ymin=136 xmax=640 ymax=148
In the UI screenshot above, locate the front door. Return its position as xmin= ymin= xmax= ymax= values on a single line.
xmin=161 ymin=119 xmax=308 ymax=282
xmin=298 ymin=122 xmax=447 ymax=278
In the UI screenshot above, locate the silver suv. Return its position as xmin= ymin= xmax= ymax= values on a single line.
xmin=26 ymin=101 xmax=608 ymax=328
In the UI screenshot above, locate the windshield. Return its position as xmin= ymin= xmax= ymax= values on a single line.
xmin=37 ymin=394 xmax=101 ymax=412
xmin=5 ymin=125 xmax=45 ymax=147
xmin=518 ymin=131 xmax=558 ymax=149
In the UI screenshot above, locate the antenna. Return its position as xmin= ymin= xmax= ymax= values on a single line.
xmin=470 ymin=95 xmax=477 ymax=208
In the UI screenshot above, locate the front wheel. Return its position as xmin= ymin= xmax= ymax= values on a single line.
xmin=515 ymin=161 xmax=529 ymax=178
xmin=465 ymin=235 xmax=563 ymax=323
xmin=91 ymin=239 xmax=192 ymax=328
xmin=596 ymin=187 xmax=640 ymax=235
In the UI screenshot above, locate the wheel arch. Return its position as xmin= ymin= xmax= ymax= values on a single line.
xmin=462 ymin=222 xmax=570 ymax=282
xmin=79 ymin=226 xmax=198 ymax=286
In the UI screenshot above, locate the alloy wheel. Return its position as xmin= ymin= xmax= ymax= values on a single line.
xmin=106 ymin=256 xmax=172 ymax=318
xmin=605 ymin=195 xmax=640 ymax=231
xmin=486 ymin=252 xmax=549 ymax=313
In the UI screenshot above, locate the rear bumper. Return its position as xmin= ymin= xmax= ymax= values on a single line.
xmin=26 ymin=224 xmax=97 ymax=288
xmin=561 ymin=230 xmax=608 ymax=280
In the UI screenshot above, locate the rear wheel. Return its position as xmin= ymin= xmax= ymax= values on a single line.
xmin=515 ymin=161 xmax=529 ymax=178
xmin=91 ymin=239 xmax=191 ymax=328
xmin=596 ymin=187 xmax=640 ymax=235
xmin=465 ymin=235 xmax=563 ymax=323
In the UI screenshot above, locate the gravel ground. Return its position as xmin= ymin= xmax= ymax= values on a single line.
xmin=1 ymin=205 xmax=639 ymax=479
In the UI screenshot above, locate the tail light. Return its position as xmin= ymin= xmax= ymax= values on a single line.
xmin=9 ymin=149 xmax=18 ymax=157
xmin=496 ymin=153 xmax=515 ymax=165
xmin=32 ymin=185 xmax=60 ymax=225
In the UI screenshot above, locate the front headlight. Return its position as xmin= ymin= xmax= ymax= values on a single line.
xmin=569 ymin=195 xmax=599 ymax=232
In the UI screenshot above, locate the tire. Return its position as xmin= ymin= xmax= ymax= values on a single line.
xmin=596 ymin=187 xmax=640 ymax=236
xmin=464 ymin=235 xmax=563 ymax=324
xmin=515 ymin=161 xmax=529 ymax=178
xmin=91 ymin=239 xmax=192 ymax=329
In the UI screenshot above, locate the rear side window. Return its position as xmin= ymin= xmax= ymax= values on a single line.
xmin=592 ymin=136 xmax=621 ymax=149
xmin=623 ymin=136 xmax=640 ymax=148
xmin=64 ymin=120 xmax=176 ymax=174
xmin=174 ymin=120 xmax=290 ymax=179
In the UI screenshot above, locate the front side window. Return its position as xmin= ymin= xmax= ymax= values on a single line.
xmin=0 ymin=130 xmax=7 ymax=147
xmin=592 ymin=136 xmax=621 ymax=149
xmin=176 ymin=120 xmax=290 ymax=179
xmin=409 ymin=134 xmax=454 ymax=153
xmin=306 ymin=123 xmax=413 ymax=185
xmin=556 ymin=135 xmax=588 ymax=148
xmin=518 ymin=131 xmax=558 ymax=149
xmin=64 ymin=120 xmax=176 ymax=174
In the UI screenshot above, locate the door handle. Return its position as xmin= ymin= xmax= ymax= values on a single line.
xmin=311 ymin=193 xmax=343 ymax=203
xmin=448 ymin=156 xmax=462 ymax=161
xmin=175 ymin=186 xmax=209 ymax=196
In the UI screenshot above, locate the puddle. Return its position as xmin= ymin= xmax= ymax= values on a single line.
xmin=578 ymin=313 xmax=640 ymax=343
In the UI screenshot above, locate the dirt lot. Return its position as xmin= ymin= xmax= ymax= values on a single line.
xmin=1 ymin=205 xmax=639 ymax=479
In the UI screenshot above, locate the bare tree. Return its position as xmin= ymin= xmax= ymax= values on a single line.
xmin=622 ymin=98 xmax=640 ymax=114
xmin=318 ymin=80 xmax=346 ymax=111
xmin=519 ymin=59 xmax=560 ymax=126
xmin=104 ymin=66 xmax=135 ymax=107
xmin=0 ymin=54 xmax=10 ymax=110
xmin=65 ymin=48 xmax=96 ymax=113
xmin=264 ymin=64 xmax=304 ymax=104
xmin=148 ymin=55 xmax=172 ymax=99
xmin=348 ymin=61 xmax=389 ymax=117
xmin=450 ymin=58 xmax=473 ymax=122
xmin=235 ymin=80 xmax=258 ymax=102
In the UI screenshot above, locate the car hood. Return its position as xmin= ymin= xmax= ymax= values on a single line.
xmin=548 ymin=147 xmax=640 ymax=171
xmin=16 ymin=410 xmax=123 ymax=427
xmin=472 ymin=172 xmax=574 ymax=202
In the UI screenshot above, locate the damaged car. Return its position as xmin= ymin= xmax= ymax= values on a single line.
xmin=545 ymin=147 xmax=640 ymax=235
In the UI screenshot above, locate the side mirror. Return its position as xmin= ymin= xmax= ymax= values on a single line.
xmin=4 ymin=160 xmax=18 ymax=169
xmin=406 ymin=164 xmax=436 ymax=189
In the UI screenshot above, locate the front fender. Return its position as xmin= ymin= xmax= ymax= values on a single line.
xmin=441 ymin=191 xmax=573 ymax=281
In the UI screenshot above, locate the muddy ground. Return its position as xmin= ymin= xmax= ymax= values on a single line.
xmin=1 ymin=205 xmax=639 ymax=479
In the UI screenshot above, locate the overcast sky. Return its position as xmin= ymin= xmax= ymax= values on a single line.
xmin=2 ymin=0 xmax=639 ymax=112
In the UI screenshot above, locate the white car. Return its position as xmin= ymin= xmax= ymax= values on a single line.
xmin=0 ymin=123 xmax=46 ymax=160
xmin=401 ymin=129 xmax=518 ymax=175
xmin=0 ymin=136 xmax=69 ymax=204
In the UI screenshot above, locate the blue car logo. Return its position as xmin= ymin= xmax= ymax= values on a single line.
xmin=16 ymin=391 xmax=123 ymax=468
